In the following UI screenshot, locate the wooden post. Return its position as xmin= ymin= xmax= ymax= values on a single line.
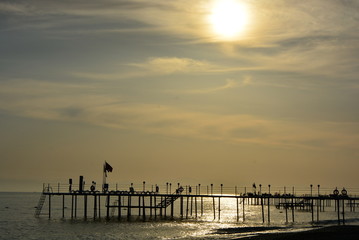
xmin=127 ymin=195 xmax=131 ymax=218
xmin=267 ymin=196 xmax=270 ymax=223
xmin=186 ymin=196 xmax=189 ymax=219
xmin=195 ymin=196 xmax=198 ymax=218
xmin=48 ymin=195 xmax=51 ymax=219
xmin=334 ymin=198 xmax=337 ymax=211
xmin=154 ymin=196 xmax=157 ymax=219
xmin=190 ymin=196 xmax=193 ymax=216
xmin=98 ymin=195 xmax=101 ymax=218
xmin=242 ymin=197 xmax=245 ymax=222
xmin=354 ymin=199 xmax=356 ymax=212
xmin=285 ymin=197 xmax=288 ymax=223
xmin=93 ymin=195 xmax=97 ymax=220
xmin=138 ymin=196 xmax=141 ymax=216
xmin=337 ymin=198 xmax=340 ymax=225
xmin=218 ymin=197 xmax=221 ymax=220
xmin=342 ymin=199 xmax=345 ymax=225
xmin=261 ymin=196 xmax=265 ymax=223
xmin=150 ymin=195 xmax=153 ymax=218
xmin=74 ymin=195 xmax=77 ymax=218
xmin=180 ymin=196 xmax=183 ymax=218
xmin=62 ymin=195 xmax=65 ymax=218
xmin=118 ymin=195 xmax=121 ymax=220
xmin=84 ymin=195 xmax=87 ymax=219
xmin=212 ymin=197 xmax=216 ymax=220
xmin=317 ymin=198 xmax=319 ymax=222
xmin=291 ymin=197 xmax=294 ymax=222
xmin=311 ymin=198 xmax=314 ymax=222
xmin=199 ymin=197 xmax=203 ymax=216
xmin=71 ymin=195 xmax=74 ymax=219
xmin=236 ymin=197 xmax=239 ymax=222
xmin=106 ymin=195 xmax=110 ymax=220
xmin=160 ymin=196 xmax=163 ymax=217
xmin=171 ymin=196 xmax=174 ymax=219
xmin=142 ymin=195 xmax=146 ymax=221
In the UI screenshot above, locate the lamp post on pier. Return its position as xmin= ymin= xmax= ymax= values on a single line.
xmin=310 ymin=184 xmax=313 ymax=196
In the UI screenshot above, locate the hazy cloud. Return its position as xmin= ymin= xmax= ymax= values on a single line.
xmin=129 ymin=57 xmax=215 ymax=75
xmin=0 ymin=78 xmax=357 ymax=150
xmin=186 ymin=77 xmax=252 ymax=94
xmin=72 ymin=57 xmax=242 ymax=81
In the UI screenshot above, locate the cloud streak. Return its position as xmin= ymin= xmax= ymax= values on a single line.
xmin=0 ymin=78 xmax=357 ymax=150
xmin=72 ymin=57 xmax=253 ymax=81
xmin=185 ymin=77 xmax=252 ymax=94
xmin=129 ymin=57 xmax=215 ymax=75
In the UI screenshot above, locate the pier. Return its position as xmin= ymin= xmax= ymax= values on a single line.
xmin=35 ymin=178 xmax=359 ymax=225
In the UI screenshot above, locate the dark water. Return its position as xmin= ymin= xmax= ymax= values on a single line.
xmin=1 ymin=192 xmax=358 ymax=240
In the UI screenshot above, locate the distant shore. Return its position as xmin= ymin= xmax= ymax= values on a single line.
xmin=240 ymin=225 xmax=359 ymax=240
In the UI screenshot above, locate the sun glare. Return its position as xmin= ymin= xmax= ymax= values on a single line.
xmin=209 ymin=0 xmax=249 ymax=40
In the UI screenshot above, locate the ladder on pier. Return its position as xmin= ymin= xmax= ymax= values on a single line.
xmin=157 ymin=187 xmax=184 ymax=208
xmin=34 ymin=186 xmax=52 ymax=217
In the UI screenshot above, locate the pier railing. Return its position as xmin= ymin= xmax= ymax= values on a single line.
xmin=41 ymin=182 xmax=359 ymax=198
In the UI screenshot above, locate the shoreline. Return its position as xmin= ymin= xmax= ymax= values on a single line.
xmin=237 ymin=225 xmax=359 ymax=240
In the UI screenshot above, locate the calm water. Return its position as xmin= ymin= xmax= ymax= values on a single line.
xmin=1 ymin=192 xmax=359 ymax=240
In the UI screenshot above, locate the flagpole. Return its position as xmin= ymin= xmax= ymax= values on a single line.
xmin=103 ymin=162 xmax=106 ymax=192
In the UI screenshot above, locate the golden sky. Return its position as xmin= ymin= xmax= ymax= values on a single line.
xmin=0 ymin=0 xmax=358 ymax=192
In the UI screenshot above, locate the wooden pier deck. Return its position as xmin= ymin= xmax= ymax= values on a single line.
xmin=35 ymin=182 xmax=359 ymax=225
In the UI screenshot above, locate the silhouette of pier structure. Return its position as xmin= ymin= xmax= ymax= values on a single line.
xmin=35 ymin=178 xmax=359 ymax=225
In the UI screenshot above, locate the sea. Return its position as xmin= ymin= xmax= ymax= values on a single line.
xmin=1 ymin=192 xmax=359 ymax=240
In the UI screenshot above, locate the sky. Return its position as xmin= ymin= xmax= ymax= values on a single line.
xmin=0 ymin=0 xmax=359 ymax=192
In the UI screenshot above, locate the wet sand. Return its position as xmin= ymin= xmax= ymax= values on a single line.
xmin=240 ymin=225 xmax=359 ymax=240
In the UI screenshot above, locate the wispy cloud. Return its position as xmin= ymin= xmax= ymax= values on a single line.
xmin=72 ymin=57 xmax=243 ymax=81
xmin=0 ymin=78 xmax=357 ymax=150
xmin=128 ymin=57 xmax=215 ymax=75
xmin=0 ymin=0 xmax=208 ymax=38
xmin=187 ymin=79 xmax=238 ymax=94
xmin=0 ymin=2 xmax=28 ymax=14
xmin=185 ymin=77 xmax=252 ymax=94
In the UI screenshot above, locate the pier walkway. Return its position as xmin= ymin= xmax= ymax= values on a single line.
xmin=35 ymin=182 xmax=359 ymax=225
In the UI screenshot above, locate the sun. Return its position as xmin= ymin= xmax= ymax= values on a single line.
xmin=208 ymin=0 xmax=249 ymax=40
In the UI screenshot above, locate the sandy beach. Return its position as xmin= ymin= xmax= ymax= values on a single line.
xmin=241 ymin=225 xmax=359 ymax=240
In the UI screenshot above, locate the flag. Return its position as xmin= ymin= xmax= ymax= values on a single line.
xmin=104 ymin=161 xmax=113 ymax=177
